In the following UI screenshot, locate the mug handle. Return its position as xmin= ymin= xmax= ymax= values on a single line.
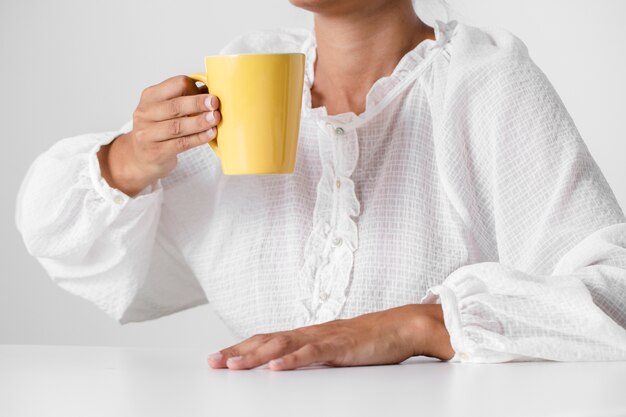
xmin=188 ymin=73 xmax=220 ymax=159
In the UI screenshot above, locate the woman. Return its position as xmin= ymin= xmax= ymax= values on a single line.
xmin=15 ymin=0 xmax=626 ymax=370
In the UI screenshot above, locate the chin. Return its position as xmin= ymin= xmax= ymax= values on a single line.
xmin=288 ymin=0 xmax=356 ymax=13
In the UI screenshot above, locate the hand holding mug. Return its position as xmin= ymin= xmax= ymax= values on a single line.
xmin=97 ymin=75 xmax=221 ymax=196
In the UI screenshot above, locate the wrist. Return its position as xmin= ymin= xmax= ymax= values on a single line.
xmin=98 ymin=132 xmax=153 ymax=197
xmin=407 ymin=304 xmax=455 ymax=361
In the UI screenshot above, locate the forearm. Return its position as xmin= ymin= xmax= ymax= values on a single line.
xmin=422 ymin=233 xmax=626 ymax=363
xmin=16 ymin=127 xmax=170 ymax=321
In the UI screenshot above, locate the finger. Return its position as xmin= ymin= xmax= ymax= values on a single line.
xmin=148 ymin=111 xmax=220 ymax=142
xmin=268 ymin=343 xmax=336 ymax=371
xmin=208 ymin=333 xmax=274 ymax=369
xmin=141 ymin=75 xmax=202 ymax=103
xmin=147 ymin=94 xmax=220 ymax=122
xmin=225 ymin=334 xmax=300 ymax=370
xmin=189 ymin=80 xmax=209 ymax=95
xmin=159 ymin=128 xmax=217 ymax=156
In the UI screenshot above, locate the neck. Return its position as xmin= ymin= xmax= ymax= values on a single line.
xmin=310 ymin=1 xmax=435 ymax=115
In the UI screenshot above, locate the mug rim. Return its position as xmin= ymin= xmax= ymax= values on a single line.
xmin=204 ymin=52 xmax=305 ymax=59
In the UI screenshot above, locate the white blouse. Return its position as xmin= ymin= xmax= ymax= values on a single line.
xmin=15 ymin=19 xmax=626 ymax=362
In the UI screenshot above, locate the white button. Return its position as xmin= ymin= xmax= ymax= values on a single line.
xmin=334 ymin=127 xmax=345 ymax=135
xmin=319 ymin=291 xmax=329 ymax=302
xmin=113 ymin=195 xmax=124 ymax=205
xmin=335 ymin=179 xmax=341 ymax=189
xmin=332 ymin=237 xmax=343 ymax=247
xmin=458 ymin=352 xmax=470 ymax=360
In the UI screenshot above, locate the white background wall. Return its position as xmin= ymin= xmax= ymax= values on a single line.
xmin=1 ymin=0 xmax=624 ymax=349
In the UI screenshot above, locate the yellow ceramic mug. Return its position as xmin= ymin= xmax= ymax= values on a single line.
xmin=189 ymin=53 xmax=305 ymax=175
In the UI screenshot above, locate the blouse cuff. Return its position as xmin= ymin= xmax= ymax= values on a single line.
xmin=421 ymin=263 xmax=544 ymax=363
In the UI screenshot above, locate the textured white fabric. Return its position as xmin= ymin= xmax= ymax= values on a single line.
xmin=15 ymin=20 xmax=626 ymax=362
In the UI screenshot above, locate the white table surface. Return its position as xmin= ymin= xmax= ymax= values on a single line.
xmin=2 ymin=344 xmax=625 ymax=417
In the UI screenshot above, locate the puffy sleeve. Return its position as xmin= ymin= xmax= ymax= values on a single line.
xmin=15 ymin=121 xmax=207 ymax=323
xmin=422 ymin=27 xmax=626 ymax=362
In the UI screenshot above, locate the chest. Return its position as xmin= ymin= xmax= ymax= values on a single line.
xmin=159 ymin=103 xmax=471 ymax=336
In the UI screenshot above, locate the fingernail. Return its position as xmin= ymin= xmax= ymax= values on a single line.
xmin=207 ymin=128 xmax=216 ymax=138
xmin=207 ymin=352 xmax=223 ymax=362
xmin=227 ymin=356 xmax=243 ymax=366
xmin=206 ymin=111 xmax=215 ymax=122
xmin=210 ymin=95 xmax=218 ymax=109
xmin=269 ymin=358 xmax=283 ymax=368
xmin=204 ymin=97 xmax=213 ymax=110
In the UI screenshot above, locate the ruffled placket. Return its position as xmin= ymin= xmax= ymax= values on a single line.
xmin=294 ymin=118 xmax=361 ymax=326
xmin=293 ymin=19 xmax=459 ymax=326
